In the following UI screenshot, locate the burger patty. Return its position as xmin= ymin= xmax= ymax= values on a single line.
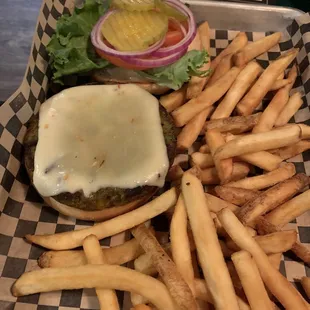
xmin=23 ymin=105 xmax=177 ymax=211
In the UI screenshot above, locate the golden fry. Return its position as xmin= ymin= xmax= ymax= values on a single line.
xmin=190 ymin=152 xmax=214 ymax=169
xmin=182 ymin=173 xmax=239 ymax=310
xmin=301 ymin=277 xmax=310 ymax=299
xmin=224 ymin=162 xmax=296 ymax=190
xmin=270 ymin=140 xmax=310 ymax=160
xmin=231 ymin=250 xmax=274 ymax=310
xmin=252 ymin=65 xmax=297 ymax=133
xmin=199 ymin=144 xmax=210 ymax=154
xmin=203 ymin=112 xmax=261 ymax=134
xmin=206 ymin=129 xmax=233 ymax=184
xmin=83 ymin=235 xmax=119 ymax=310
xmin=265 ymin=189 xmax=310 ymax=228
xmin=170 ymin=195 xmax=195 ymax=287
xmin=212 ymin=61 xmax=263 ymax=119
xmin=236 ymin=49 xmax=298 ymax=116
xmin=38 ymin=238 xmax=143 ymax=268
xmin=177 ymin=107 xmax=214 ymax=150
xmin=275 ymin=92 xmax=303 ymax=127
xmin=237 ymin=174 xmax=309 ymax=224
xmin=172 ymin=67 xmax=241 ymax=127
xmin=225 ymin=133 xmax=283 ymax=171
xmin=205 ymin=193 xmax=239 ymax=213
xmin=218 ymin=208 xmax=308 ymax=310
xmin=270 ymin=79 xmax=290 ymax=91
xmin=132 ymin=225 xmax=197 ymax=310
xmin=214 ymin=125 xmax=301 ymax=161
xmin=160 ymin=85 xmax=187 ymax=112
xmin=26 ymin=188 xmax=178 ymax=250
xmin=12 ymin=265 xmax=177 ymax=310
xmin=215 ymin=186 xmax=260 ymax=206
xmin=233 ymin=32 xmax=282 ymax=67
xmin=299 ymin=124 xmax=310 ymax=139
xmin=207 ymin=53 xmax=234 ymax=86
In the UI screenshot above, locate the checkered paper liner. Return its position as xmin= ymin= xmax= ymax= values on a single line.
xmin=0 ymin=0 xmax=310 ymax=308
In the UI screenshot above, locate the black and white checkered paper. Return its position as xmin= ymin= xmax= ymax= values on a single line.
xmin=0 ymin=0 xmax=309 ymax=309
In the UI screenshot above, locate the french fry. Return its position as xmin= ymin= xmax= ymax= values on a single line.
xmin=206 ymin=129 xmax=233 ymax=184
xmin=207 ymin=53 xmax=234 ymax=86
xmin=172 ymin=67 xmax=241 ymax=127
xmin=252 ymin=65 xmax=297 ymax=133
xmin=12 ymin=265 xmax=178 ymax=310
xmin=38 ymin=238 xmax=143 ymax=268
xmin=218 ymin=208 xmax=308 ymax=310
xmin=275 ymin=92 xmax=303 ymax=127
xmin=187 ymin=22 xmax=211 ymax=99
xmin=188 ymin=30 xmax=202 ymax=51
xmin=210 ymin=32 xmax=248 ymax=71
xmin=205 ymin=193 xmax=239 ymax=213
xmin=225 ymin=133 xmax=283 ymax=171
xmin=254 ymin=231 xmax=297 ymax=254
xmin=203 ymin=112 xmax=262 ymax=134
xmin=134 ymin=253 xmax=157 ymax=276
xmin=270 ymin=140 xmax=310 ymax=160
xmin=224 ymin=162 xmax=296 ymax=190
xmin=194 ymin=278 xmax=251 ymax=310
xmin=256 ymin=216 xmax=310 ymax=267
xmin=190 ymin=153 xmax=214 ymax=170
xmin=201 ymin=162 xmax=250 ymax=185
xmin=182 ymin=173 xmax=239 ymax=310
xmin=265 ymin=189 xmax=310 ymax=228
xmin=167 ymin=165 xmax=184 ymax=182
xmin=212 ymin=61 xmax=263 ymax=119
xmin=131 ymin=292 xmax=149 ymax=307
xmin=236 ymin=49 xmax=298 ymax=116
xmin=159 ymin=85 xmax=187 ymax=112
xmin=199 ymin=144 xmax=210 ymax=154
xmin=237 ymin=174 xmax=309 ymax=225
xmin=219 ymin=239 xmax=235 ymax=257
xmin=215 ymin=186 xmax=260 ymax=206
xmin=170 ymin=195 xmax=194 ymax=288
xmin=233 ymin=32 xmax=282 ymax=67
xmin=131 ymin=305 xmax=152 ymax=310
xmin=291 ymin=242 xmax=310 ymax=264
xmin=26 ymin=188 xmax=178 ymax=250
xmin=213 ymin=125 xmax=301 ymax=161
xmin=83 ymin=235 xmax=119 ymax=310
xmin=301 ymin=277 xmax=310 ymax=299
xmin=231 ymin=250 xmax=274 ymax=310
xmin=131 ymin=225 xmax=197 ymax=310
xmin=187 ymin=165 xmax=202 ymax=180
xmin=299 ymin=124 xmax=310 ymax=139
xmin=270 ymin=79 xmax=290 ymax=91
xmin=225 ymin=230 xmax=297 ymax=255
xmin=177 ymin=107 xmax=214 ymax=150
xmin=268 ymin=253 xmax=283 ymax=270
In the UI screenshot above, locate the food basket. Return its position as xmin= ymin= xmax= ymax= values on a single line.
xmin=0 ymin=0 xmax=309 ymax=309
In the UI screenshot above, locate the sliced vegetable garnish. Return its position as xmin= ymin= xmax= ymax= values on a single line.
xmin=101 ymin=10 xmax=168 ymax=51
xmin=91 ymin=0 xmax=197 ymax=68
xmin=112 ymin=0 xmax=155 ymax=11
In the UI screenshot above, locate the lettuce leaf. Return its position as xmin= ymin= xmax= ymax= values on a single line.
xmin=140 ymin=49 xmax=210 ymax=90
xmin=47 ymin=0 xmax=110 ymax=83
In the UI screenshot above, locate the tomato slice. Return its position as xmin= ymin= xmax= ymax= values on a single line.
xmin=95 ymin=48 xmax=152 ymax=71
xmin=162 ymin=30 xmax=184 ymax=47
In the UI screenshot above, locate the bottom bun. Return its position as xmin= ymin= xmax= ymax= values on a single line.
xmin=44 ymin=195 xmax=152 ymax=222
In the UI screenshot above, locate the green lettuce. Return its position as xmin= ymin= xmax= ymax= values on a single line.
xmin=47 ymin=0 xmax=110 ymax=82
xmin=140 ymin=50 xmax=210 ymax=90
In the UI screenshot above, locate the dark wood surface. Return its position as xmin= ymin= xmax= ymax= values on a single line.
xmin=0 ymin=0 xmax=42 ymax=101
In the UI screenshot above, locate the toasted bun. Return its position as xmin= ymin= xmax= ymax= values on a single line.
xmin=44 ymin=195 xmax=152 ymax=222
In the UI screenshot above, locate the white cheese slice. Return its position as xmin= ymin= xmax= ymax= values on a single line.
xmin=33 ymin=84 xmax=169 ymax=197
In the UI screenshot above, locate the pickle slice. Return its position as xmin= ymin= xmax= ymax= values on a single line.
xmin=112 ymin=0 xmax=155 ymax=12
xmin=101 ymin=10 xmax=168 ymax=51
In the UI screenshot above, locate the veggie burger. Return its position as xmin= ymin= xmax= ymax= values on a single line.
xmin=24 ymin=0 xmax=209 ymax=220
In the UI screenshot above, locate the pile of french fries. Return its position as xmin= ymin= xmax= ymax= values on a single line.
xmin=11 ymin=23 xmax=310 ymax=310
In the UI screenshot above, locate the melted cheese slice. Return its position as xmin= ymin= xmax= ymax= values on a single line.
xmin=33 ymin=84 xmax=169 ymax=197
